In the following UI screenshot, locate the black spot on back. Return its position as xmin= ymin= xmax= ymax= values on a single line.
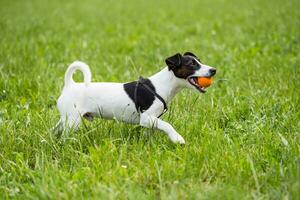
xmin=123 ymin=79 xmax=155 ymax=112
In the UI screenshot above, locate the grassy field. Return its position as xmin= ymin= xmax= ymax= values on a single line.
xmin=0 ymin=0 xmax=300 ymax=199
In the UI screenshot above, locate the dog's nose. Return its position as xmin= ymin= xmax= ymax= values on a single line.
xmin=209 ymin=68 xmax=217 ymax=76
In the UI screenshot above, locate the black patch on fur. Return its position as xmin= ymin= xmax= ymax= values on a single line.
xmin=184 ymin=52 xmax=197 ymax=58
xmin=166 ymin=52 xmax=201 ymax=79
xmin=165 ymin=53 xmax=182 ymax=70
xmin=123 ymin=79 xmax=155 ymax=112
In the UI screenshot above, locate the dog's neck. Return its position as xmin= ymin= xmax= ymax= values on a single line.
xmin=149 ymin=67 xmax=185 ymax=103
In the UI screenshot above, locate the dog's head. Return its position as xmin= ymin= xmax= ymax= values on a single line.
xmin=166 ymin=52 xmax=216 ymax=93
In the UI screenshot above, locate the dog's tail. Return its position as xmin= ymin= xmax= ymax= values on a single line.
xmin=64 ymin=61 xmax=92 ymax=87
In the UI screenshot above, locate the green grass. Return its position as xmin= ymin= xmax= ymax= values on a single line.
xmin=0 ymin=0 xmax=300 ymax=199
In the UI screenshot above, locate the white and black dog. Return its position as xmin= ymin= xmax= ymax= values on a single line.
xmin=56 ymin=52 xmax=216 ymax=144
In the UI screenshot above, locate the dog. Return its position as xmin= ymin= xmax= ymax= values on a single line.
xmin=55 ymin=52 xmax=216 ymax=144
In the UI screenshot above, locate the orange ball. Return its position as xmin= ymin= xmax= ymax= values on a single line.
xmin=197 ymin=77 xmax=213 ymax=87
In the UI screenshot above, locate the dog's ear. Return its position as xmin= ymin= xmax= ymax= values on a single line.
xmin=166 ymin=53 xmax=182 ymax=70
xmin=184 ymin=52 xmax=197 ymax=58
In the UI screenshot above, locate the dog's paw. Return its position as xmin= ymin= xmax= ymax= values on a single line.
xmin=170 ymin=134 xmax=185 ymax=144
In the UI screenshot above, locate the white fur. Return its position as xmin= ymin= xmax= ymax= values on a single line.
xmin=56 ymin=60 xmax=215 ymax=144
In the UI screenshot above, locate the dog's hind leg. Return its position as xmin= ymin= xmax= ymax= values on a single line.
xmin=60 ymin=112 xmax=82 ymax=131
xmin=56 ymin=97 xmax=83 ymax=131
xmin=52 ymin=113 xmax=82 ymax=137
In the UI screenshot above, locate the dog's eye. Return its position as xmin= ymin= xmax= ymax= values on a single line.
xmin=191 ymin=60 xmax=197 ymax=65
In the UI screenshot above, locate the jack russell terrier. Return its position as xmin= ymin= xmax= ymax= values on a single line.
xmin=56 ymin=52 xmax=216 ymax=144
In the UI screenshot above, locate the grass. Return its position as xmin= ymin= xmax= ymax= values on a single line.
xmin=0 ymin=0 xmax=299 ymax=199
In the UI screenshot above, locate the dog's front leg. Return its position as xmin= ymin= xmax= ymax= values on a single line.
xmin=140 ymin=113 xmax=185 ymax=144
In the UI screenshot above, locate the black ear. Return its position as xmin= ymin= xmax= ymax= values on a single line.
xmin=165 ymin=53 xmax=182 ymax=70
xmin=184 ymin=52 xmax=197 ymax=58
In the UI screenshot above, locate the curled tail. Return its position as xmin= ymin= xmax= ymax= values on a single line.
xmin=64 ymin=61 xmax=92 ymax=87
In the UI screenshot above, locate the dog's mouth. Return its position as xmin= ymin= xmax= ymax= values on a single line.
xmin=188 ymin=76 xmax=210 ymax=93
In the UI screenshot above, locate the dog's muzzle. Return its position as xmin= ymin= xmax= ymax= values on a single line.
xmin=188 ymin=68 xmax=216 ymax=93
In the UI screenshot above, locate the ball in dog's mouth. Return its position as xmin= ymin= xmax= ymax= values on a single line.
xmin=197 ymin=77 xmax=213 ymax=87
xmin=188 ymin=77 xmax=213 ymax=93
